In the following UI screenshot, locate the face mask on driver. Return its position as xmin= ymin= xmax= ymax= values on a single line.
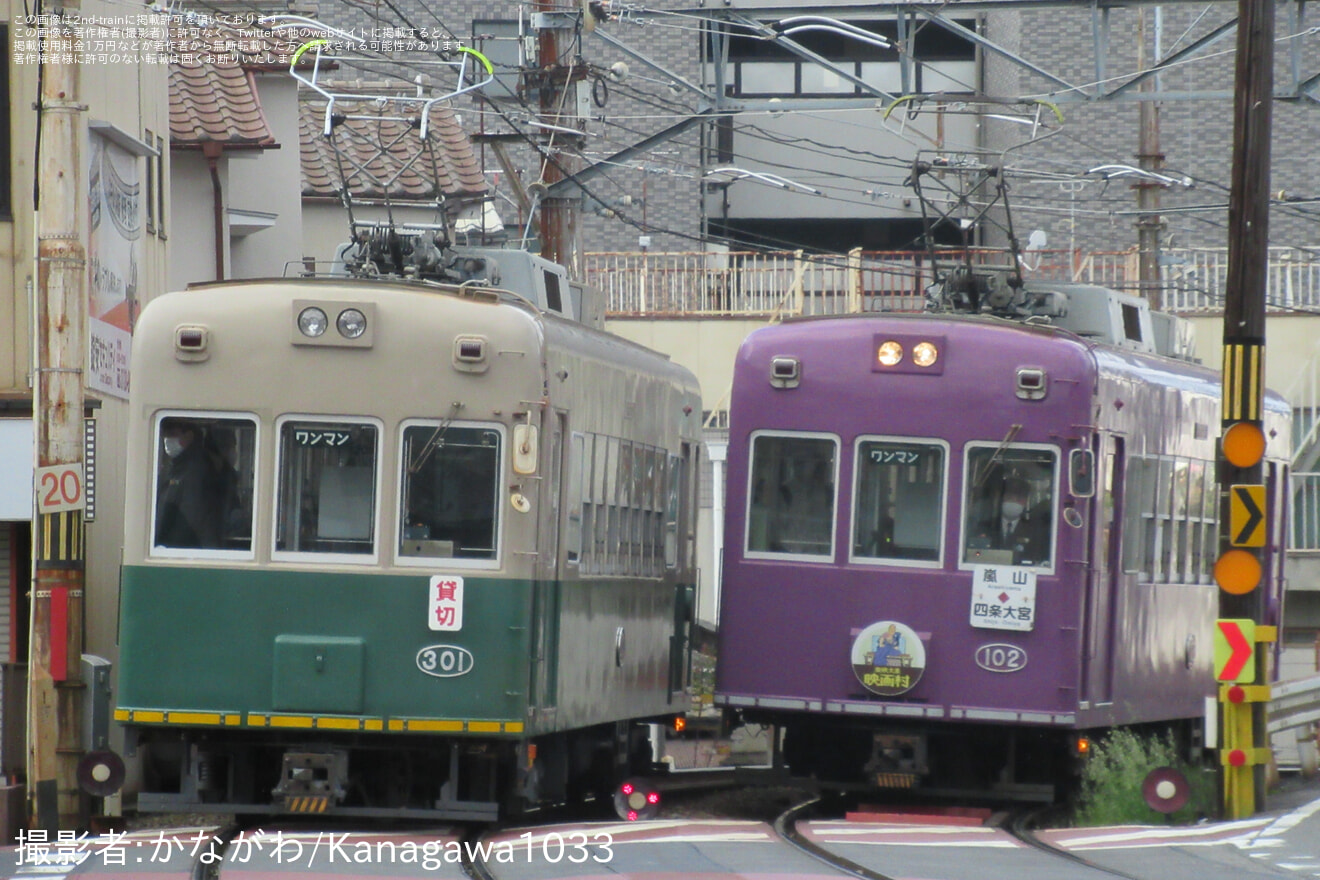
xmin=163 ymin=437 xmax=184 ymax=459
xmin=1001 ymin=500 xmax=1025 ymax=519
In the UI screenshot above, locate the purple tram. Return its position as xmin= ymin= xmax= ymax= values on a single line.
xmin=714 ymin=285 xmax=1290 ymax=799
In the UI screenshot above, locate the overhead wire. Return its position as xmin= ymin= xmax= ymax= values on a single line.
xmin=236 ymin=0 xmax=1319 ymax=262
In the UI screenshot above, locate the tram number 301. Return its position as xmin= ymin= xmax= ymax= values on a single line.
xmin=416 ymin=645 xmax=475 ymax=678
xmin=975 ymin=643 xmax=1027 ymax=674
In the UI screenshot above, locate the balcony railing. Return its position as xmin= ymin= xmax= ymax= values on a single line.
xmin=586 ymin=247 xmax=1320 ymax=318
xmin=1297 ymin=472 xmax=1320 ymax=552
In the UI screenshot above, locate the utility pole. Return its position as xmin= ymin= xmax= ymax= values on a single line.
xmin=1215 ymin=0 xmax=1273 ymax=820
xmin=530 ymin=0 xmax=585 ymax=273
xmin=1135 ymin=6 xmax=1164 ymax=310
xmin=30 ymin=9 xmax=88 ymax=832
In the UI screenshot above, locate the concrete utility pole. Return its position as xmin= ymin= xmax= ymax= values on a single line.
xmin=530 ymin=0 xmax=584 ymax=273
xmin=1135 ymin=6 xmax=1164 ymax=311
xmin=1216 ymin=0 xmax=1273 ymax=819
xmin=30 ymin=11 xmax=88 ymax=832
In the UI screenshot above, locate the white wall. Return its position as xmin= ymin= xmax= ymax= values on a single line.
xmin=169 ymin=151 xmax=229 ymax=290
xmin=1186 ymin=314 xmax=1320 ymax=398
xmin=229 ymin=74 xmax=304 ymax=280
xmin=0 ymin=421 xmax=31 ymax=521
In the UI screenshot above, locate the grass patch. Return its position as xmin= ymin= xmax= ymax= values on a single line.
xmin=1072 ymin=728 xmax=1215 ymax=826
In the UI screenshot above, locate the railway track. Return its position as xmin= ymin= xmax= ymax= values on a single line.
xmin=1000 ymin=809 xmax=1151 ymax=880
xmin=773 ymin=796 xmax=900 ymax=880
xmin=774 ymin=798 xmax=1160 ymax=880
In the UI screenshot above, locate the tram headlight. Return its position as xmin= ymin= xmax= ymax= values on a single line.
xmin=337 ymin=308 xmax=368 ymax=339
xmin=912 ymin=341 xmax=939 ymax=367
xmin=297 ymin=307 xmax=328 ymax=337
xmin=876 ymin=340 xmax=904 ymax=366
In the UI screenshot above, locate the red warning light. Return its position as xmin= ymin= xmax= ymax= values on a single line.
xmin=614 ymin=777 xmax=662 ymax=821
xmin=1228 ymin=749 xmax=1248 ymax=767
xmin=1227 ymin=685 xmax=1246 ymax=704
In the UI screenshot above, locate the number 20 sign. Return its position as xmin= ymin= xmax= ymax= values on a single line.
xmin=34 ymin=464 xmax=84 ymax=514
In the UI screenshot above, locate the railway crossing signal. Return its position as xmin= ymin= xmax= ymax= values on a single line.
xmin=1214 ymin=0 xmax=1275 ymax=818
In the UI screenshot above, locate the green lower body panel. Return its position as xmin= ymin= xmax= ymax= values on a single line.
xmin=118 ymin=566 xmax=532 ymax=727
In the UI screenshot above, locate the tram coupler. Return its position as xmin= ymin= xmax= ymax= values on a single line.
xmin=272 ymin=750 xmax=347 ymax=812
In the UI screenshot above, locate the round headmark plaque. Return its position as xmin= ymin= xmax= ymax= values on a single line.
xmin=851 ymin=620 xmax=926 ymax=696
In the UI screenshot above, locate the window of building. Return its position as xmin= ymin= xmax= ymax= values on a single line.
xmin=746 ymin=432 xmax=838 ymax=559
xmin=708 ymin=18 xmax=974 ymax=98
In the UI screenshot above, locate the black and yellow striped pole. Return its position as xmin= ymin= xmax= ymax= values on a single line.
xmin=1215 ymin=0 xmax=1273 ymax=821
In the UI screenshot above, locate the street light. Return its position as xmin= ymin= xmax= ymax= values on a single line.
xmin=1087 ymin=164 xmax=1193 ymax=189
xmin=770 ymin=16 xmax=895 ymax=52
xmin=704 ymin=167 xmax=821 ymax=195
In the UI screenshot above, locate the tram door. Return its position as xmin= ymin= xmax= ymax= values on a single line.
xmin=1082 ymin=435 xmax=1122 ymax=705
xmin=530 ymin=412 xmax=565 ymax=713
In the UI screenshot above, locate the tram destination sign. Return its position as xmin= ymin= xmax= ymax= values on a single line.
xmin=969 ymin=565 xmax=1036 ymax=632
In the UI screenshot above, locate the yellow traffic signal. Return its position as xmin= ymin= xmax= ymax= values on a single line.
xmin=1214 ymin=548 xmax=1262 ymax=596
xmin=1221 ymin=421 xmax=1265 ymax=468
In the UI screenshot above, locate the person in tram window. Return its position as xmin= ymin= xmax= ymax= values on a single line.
xmin=981 ymin=475 xmax=1051 ymax=566
xmin=154 ymin=419 xmax=224 ymax=549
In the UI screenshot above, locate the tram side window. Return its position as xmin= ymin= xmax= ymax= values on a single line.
xmin=566 ymin=433 xmax=585 ymax=565
xmin=1198 ymin=465 xmax=1218 ymax=582
xmin=153 ymin=415 xmax=256 ymax=553
xmin=399 ymin=425 xmax=500 ymax=560
xmin=1166 ymin=460 xmax=1190 ymax=583
xmin=1122 ymin=454 xmax=1217 ymax=583
xmin=1121 ymin=457 xmax=1149 ymax=573
xmin=747 ymin=434 xmax=837 ymax=558
xmin=853 ymin=439 xmax=944 ymax=562
xmin=665 ymin=453 xmax=682 ymax=568
xmin=276 ymin=421 xmax=378 ymax=555
xmin=962 ymin=447 xmax=1056 ymax=568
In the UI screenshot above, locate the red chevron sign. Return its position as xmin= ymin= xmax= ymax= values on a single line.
xmin=1214 ymin=619 xmax=1255 ymax=683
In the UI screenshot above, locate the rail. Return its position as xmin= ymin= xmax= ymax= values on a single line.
xmin=586 ymin=246 xmax=1320 ymax=318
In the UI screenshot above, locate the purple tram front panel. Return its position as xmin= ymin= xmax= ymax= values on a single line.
xmin=715 ymin=313 xmax=1229 ymax=737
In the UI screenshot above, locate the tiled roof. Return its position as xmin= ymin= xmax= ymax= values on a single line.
xmin=168 ymin=22 xmax=299 ymax=148
xmin=170 ymin=62 xmax=276 ymax=148
xmin=300 ymin=96 xmax=488 ymax=201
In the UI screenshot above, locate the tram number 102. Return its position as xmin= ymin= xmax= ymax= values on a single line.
xmin=975 ymin=643 xmax=1028 ymax=674
xmin=34 ymin=464 xmax=85 ymax=514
